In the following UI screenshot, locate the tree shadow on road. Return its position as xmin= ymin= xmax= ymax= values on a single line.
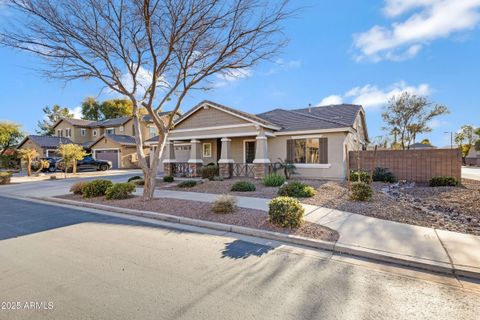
xmin=221 ymin=239 xmax=274 ymax=259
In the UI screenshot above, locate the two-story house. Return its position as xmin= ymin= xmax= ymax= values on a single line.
xmin=17 ymin=112 xmax=173 ymax=169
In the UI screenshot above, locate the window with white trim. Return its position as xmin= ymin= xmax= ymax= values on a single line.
xmin=57 ymin=129 xmax=63 ymax=137
xmin=80 ymin=128 xmax=86 ymax=136
xmin=149 ymin=126 xmax=158 ymax=138
xmin=93 ymin=130 xmax=98 ymax=137
xmin=119 ymin=126 xmax=124 ymax=132
xmin=65 ymin=128 xmax=72 ymax=137
xmin=202 ymin=143 xmax=212 ymax=157
xmin=105 ymin=127 xmax=115 ymax=135
xmin=287 ymin=138 xmax=328 ymax=164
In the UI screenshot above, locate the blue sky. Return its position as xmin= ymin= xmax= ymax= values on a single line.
xmin=0 ymin=0 xmax=479 ymax=147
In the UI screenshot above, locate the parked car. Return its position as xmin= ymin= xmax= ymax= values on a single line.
xmin=56 ymin=156 xmax=112 ymax=172
xmin=40 ymin=157 xmax=59 ymax=173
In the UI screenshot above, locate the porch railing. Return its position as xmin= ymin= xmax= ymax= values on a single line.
xmin=172 ymin=162 xmax=190 ymax=177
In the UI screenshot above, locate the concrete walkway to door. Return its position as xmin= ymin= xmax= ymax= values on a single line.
xmin=136 ymin=188 xmax=480 ymax=278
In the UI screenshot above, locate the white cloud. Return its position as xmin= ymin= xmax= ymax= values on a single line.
xmin=266 ymin=58 xmax=302 ymax=75
xmin=214 ymin=68 xmax=252 ymax=88
xmin=354 ymin=0 xmax=480 ymax=62
xmin=70 ymin=106 xmax=83 ymax=119
xmin=318 ymin=95 xmax=343 ymax=106
xmin=318 ymin=81 xmax=431 ymax=109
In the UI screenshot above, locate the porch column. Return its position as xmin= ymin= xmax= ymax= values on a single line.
xmin=253 ymin=131 xmax=270 ymax=179
xmin=218 ymin=137 xmax=234 ymax=178
xmin=188 ymin=139 xmax=203 ymax=177
xmin=162 ymin=141 xmax=176 ymax=176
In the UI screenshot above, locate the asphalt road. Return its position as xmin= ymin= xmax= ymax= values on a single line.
xmin=0 ymin=196 xmax=479 ymax=320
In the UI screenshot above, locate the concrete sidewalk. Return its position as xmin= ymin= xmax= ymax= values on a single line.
xmin=139 ymin=188 xmax=480 ymax=277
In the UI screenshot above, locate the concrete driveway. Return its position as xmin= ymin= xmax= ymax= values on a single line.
xmin=1 ymin=196 xmax=479 ymax=320
xmin=462 ymin=166 xmax=480 ymax=181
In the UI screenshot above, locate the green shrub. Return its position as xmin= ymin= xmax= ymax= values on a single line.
xmin=70 ymin=181 xmax=88 ymax=195
xmin=350 ymin=170 xmax=371 ymax=184
xmin=200 ymin=165 xmax=219 ymax=180
xmin=82 ymin=179 xmax=113 ymax=198
xmin=268 ymin=196 xmax=304 ymax=228
xmin=177 ymin=180 xmax=197 ymax=188
xmin=213 ymin=175 xmax=224 ymax=181
xmin=212 ymin=194 xmax=237 ymax=214
xmin=262 ymin=173 xmax=286 ymax=187
xmin=429 ymin=176 xmax=459 ymax=187
xmin=105 ymin=182 xmax=136 ymax=200
xmin=163 ymin=175 xmax=174 ymax=183
xmin=132 ymin=179 xmax=145 ymax=186
xmin=127 ymin=175 xmax=142 ymax=182
xmin=350 ymin=182 xmax=373 ymax=201
xmin=0 ymin=171 xmax=12 ymax=185
xmin=278 ymin=181 xmax=316 ymax=198
xmin=372 ymin=167 xmax=397 ymax=183
xmin=231 ymin=181 xmax=256 ymax=192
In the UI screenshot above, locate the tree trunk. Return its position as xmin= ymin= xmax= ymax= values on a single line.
xmin=142 ymin=135 xmax=167 ymax=200
xmin=27 ymin=158 xmax=31 ymax=176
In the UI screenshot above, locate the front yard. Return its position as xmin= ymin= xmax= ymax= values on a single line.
xmin=158 ymin=177 xmax=480 ymax=235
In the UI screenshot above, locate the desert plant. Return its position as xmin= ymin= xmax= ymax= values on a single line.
xmin=429 ymin=176 xmax=459 ymax=187
xmin=213 ymin=175 xmax=224 ymax=181
xmin=82 ymin=179 xmax=114 ymax=198
xmin=350 ymin=170 xmax=371 ymax=184
xmin=58 ymin=143 xmax=87 ymax=176
xmin=163 ymin=176 xmax=174 ymax=183
xmin=200 ymin=165 xmax=219 ymax=180
xmin=18 ymin=148 xmax=38 ymax=176
xmin=262 ymin=173 xmax=285 ymax=187
xmin=372 ymin=167 xmax=397 ymax=183
xmin=177 ymin=180 xmax=197 ymax=188
xmin=274 ymin=158 xmax=296 ymax=179
xmin=70 ymin=181 xmax=88 ymax=195
xmin=278 ymin=181 xmax=316 ymax=198
xmin=350 ymin=182 xmax=373 ymax=201
xmin=231 ymin=181 xmax=256 ymax=192
xmin=0 ymin=171 xmax=12 ymax=184
xmin=105 ymin=182 xmax=136 ymax=200
xmin=127 ymin=175 xmax=142 ymax=182
xmin=268 ymin=196 xmax=304 ymax=228
xmin=212 ymin=194 xmax=237 ymax=214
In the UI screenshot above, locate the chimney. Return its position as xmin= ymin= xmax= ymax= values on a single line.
xmin=308 ymin=103 xmax=312 ymax=113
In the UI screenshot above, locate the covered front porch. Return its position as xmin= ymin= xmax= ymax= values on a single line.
xmin=163 ymin=131 xmax=272 ymax=179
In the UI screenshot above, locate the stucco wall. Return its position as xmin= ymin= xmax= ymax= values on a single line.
xmin=175 ymin=106 xmax=248 ymax=130
xmin=18 ymin=139 xmax=44 ymax=157
xmin=55 ymin=121 xmax=75 ymax=140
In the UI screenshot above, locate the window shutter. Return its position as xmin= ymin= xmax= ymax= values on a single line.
xmin=319 ymin=138 xmax=328 ymax=164
xmin=286 ymin=139 xmax=294 ymax=162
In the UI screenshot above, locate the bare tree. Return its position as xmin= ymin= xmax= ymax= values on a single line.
xmin=1 ymin=0 xmax=291 ymax=199
xmin=382 ymin=92 xmax=448 ymax=150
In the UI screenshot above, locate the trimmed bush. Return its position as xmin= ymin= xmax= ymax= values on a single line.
xmin=70 ymin=181 xmax=88 ymax=195
xmin=200 ymin=165 xmax=219 ymax=180
xmin=212 ymin=194 xmax=237 ymax=214
xmin=278 ymin=181 xmax=316 ymax=198
xmin=372 ymin=167 xmax=397 ymax=183
xmin=350 ymin=170 xmax=371 ymax=184
xmin=268 ymin=196 xmax=304 ymax=228
xmin=132 ymin=179 xmax=145 ymax=186
xmin=105 ymin=182 xmax=136 ymax=200
xmin=350 ymin=182 xmax=373 ymax=201
xmin=163 ymin=175 xmax=174 ymax=183
xmin=213 ymin=175 xmax=224 ymax=181
xmin=82 ymin=179 xmax=113 ymax=198
xmin=177 ymin=180 xmax=197 ymax=188
xmin=0 ymin=172 xmax=12 ymax=185
xmin=127 ymin=175 xmax=142 ymax=182
xmin=231 ymin=181 xmax=256 ymax=192
xmin=262 ymin=173 xmax=285 ymax=187
xmin=429 ymin=176 xmax=459 ymax=187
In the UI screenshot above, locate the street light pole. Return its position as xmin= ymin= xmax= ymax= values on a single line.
xmin=444 ymin=131 xmax=453 ymax=149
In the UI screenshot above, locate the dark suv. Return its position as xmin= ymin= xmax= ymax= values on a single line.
xmin=56 ymin=156 xmax=112 ymax=172
xmin=40 ymin=157 xmax=59 ymax=172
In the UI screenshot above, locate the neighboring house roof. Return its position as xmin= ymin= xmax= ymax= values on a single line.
xmin=175 ymin=100 xmax=280 ymax=129
xmin=409 ymin=142 xmax=436 ymax=149
xmin=16 ymin=135 xmax=73 ymax=149
xmin=62 ymin=118 xmax=96 ymax=127
xmin=89 ymin=134 xmax=138 ymax=148
xmin=145 ymin=135 xmax=161 ymax=143
xmin=142 ymin=111 xmax=178 ymax=122
xmin=90 ymin=116 xmax=132 ymax=128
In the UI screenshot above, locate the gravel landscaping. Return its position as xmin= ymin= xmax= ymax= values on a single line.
xmin=58 ymin=194 xmax=339 ymax=242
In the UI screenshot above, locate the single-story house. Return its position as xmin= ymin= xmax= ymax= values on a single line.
xmin=409 ymin=142 xmax=436 ymax=150
xmin=466 ymin=147 xmax=480 ymax=166
xmin=16 ymin=135 xmax=73 ymax=157
xmin=159 ymin=100 xmax=368 ymax=179
xmin=89 ymin=134 xmax=149 ymax=169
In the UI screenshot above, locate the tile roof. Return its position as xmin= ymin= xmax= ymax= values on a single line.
xmin=256 ymin=104 xmax=363 ymax=132
xmin=98 ymin=134 xmax=137 ymax=146
xmin=63 ymin=118 xmax=96 ymax=127
xmin=88 ymin=116 xmax=132 ymax=128
xmin=19 ymin=135 xmax=74 ymax=149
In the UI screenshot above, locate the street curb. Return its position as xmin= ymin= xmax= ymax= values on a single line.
xmin=33 ymin=196 xmax=479 ymax=280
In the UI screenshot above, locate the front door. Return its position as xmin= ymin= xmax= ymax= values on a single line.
xmin=245 ymin=141 xmax=256 ymax=163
